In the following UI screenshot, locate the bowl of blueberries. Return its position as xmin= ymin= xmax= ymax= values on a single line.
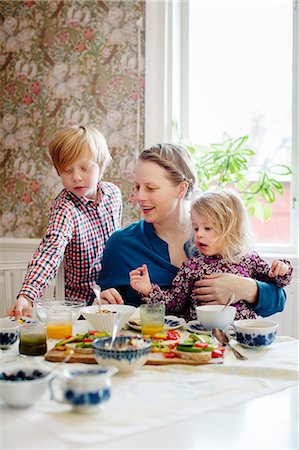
xmin=0 ymin=318 xmax=20 ymax=349
xmin=0 ymin=365 xmax=52 ymax=408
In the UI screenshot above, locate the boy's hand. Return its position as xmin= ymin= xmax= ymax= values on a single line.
xmin=99 ymin=288 xmax=124 ymax=305
xmin=129 ymin=264 xmax=152 ymax=296
xmin=7 ymin=296 xmax=33 ymax=319
xmin=269 ymin=260 xmax=289 ymax=277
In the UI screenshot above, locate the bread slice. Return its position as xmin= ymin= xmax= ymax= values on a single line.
xmin=175 ymin=350 xmax=212 ymax=364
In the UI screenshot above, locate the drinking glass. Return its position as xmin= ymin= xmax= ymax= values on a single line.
xmin=19 ymin=322 xmax=47 ymax=356
xmin=140 ymin=303 xmax=165 ymax=336
xmin=46 ymin=309 xmax=72 ymax=339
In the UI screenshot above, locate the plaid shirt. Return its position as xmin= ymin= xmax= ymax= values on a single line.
xmin=19 ymin=182 xmax=122 ymax=305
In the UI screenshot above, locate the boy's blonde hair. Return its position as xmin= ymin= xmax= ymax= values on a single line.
xmin=49 ymin=125 xmax=112 ymax=178
xmin=191 ymin=189 xmax=254 ymax=261
xmin=139 ymin=143 xmax=197 ymax=199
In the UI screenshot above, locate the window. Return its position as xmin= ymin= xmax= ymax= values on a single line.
xmin=145 ymin=0 xmax=299 ymax=255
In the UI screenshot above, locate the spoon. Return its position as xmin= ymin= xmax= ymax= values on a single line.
xmin=222 ymin=293 xmax=235 ymax=311
xmin=212 ymin=328 xmax=247 ymax=360
xmin=48 ymin=349 xmax=75 ymax=376
xmin=91 ymin=283 xmax=101 ymax=306
xmin=108 ymin=312 xmax=121 ymax=350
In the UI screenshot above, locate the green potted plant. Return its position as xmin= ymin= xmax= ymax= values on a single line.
xmin=176 ymin=131 xmax=292 ymax=222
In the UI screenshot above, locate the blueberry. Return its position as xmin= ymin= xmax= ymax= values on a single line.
xmin=16 ymin=370 xmax=26 ymax=379
xmin=32 ymin=370 xmax=43 ymax=378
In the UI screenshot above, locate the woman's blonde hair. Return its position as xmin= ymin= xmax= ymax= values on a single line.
xmin=191 ymin=189 xmax=254 ymax=261
xmin=49 ymin=125 xmax=112 ymax=178
xmin=139 ymin=143 xmax=197 ymax=199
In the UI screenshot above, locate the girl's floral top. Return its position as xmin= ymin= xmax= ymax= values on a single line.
xmin=143 ymin=253 xmax=293 ymax=322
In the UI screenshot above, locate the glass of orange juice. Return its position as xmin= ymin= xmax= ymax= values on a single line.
xmin=140 ymin=303 xmax=165 ymax=336
xmin=46 ymin=309 xmax=72 ymax=339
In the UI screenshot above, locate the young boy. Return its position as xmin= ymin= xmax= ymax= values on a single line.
xmin=8 ymin=125 xmax=122 ymax=319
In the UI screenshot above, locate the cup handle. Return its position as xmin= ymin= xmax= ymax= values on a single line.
xmin=226 ymin=325 xmax=235 ymax=339
xmin=49 ymin=376 xmax=65 ymax=404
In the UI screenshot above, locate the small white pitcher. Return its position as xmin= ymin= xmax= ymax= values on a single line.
xmin=50 ymin=366 xmax=118 ymax=414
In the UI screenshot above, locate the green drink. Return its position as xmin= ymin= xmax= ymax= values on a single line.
xmin=19 ymin=323 xmax=47 ymax=356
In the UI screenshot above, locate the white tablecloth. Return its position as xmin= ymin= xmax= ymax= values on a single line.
xmin=1 ymin=333 xmax=298 ymax=449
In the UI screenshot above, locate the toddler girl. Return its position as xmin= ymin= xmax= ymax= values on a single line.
xmin=130 ymin=189 xmax=293 ymax=321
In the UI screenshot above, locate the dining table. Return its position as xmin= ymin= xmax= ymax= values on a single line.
xmin=0 ymin=319 xmax=298 ymax=450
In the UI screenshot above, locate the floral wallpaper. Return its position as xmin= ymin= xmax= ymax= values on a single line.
xmin=0 ymin=0 xmax=144 ymax=238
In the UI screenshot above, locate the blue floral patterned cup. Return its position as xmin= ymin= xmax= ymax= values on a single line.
xmin=50 ymin=366 xmax=118 ymax=414
xmin=232 ymin=319 xmax=279 ymax=348
xmin=0 ymin=318 xmax=20 ymax=350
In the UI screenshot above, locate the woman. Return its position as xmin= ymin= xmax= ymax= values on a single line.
xmin=98 ymin=143 xmax=286 ymax=316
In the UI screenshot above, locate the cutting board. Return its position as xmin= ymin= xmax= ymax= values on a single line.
xmin=45 ymin=348 xmax=97 ymax=364
xmin=44 ymin=348 xmax=219 ymax=366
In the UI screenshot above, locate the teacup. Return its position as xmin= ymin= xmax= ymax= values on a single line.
xmin=0 ymin=318 xmax=20 ymax=349
xmin=231 ymin=319 xmax=279 ymax=348
xmin=195 ymin=305 xmax=236 ymax=331
xmin=0 ymin=365 xmax=52 ymax=408
xmin=50 ymin=366 xmax=118 ymax=414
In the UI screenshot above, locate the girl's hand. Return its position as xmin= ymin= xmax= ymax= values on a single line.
xmin=99 ymin=288 xmax=124 ymax=305
xmin=129 ymin=264 xmax=152 ymax=296
xmin=269 ymin=260 xmax=289 ymax=277
xmin=7 ymin=296 xmax=33 ymax=320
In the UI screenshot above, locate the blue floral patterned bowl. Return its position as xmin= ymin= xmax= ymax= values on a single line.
xmin=93 ymin=336 xmax=152 ymax=373
xmin=233 ymin=319 xmax=279 ymax=348
xmin=0 ymin=318 xmax=20 ymax=349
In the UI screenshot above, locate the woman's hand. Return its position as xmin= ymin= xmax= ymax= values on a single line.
xmin=98 ymin=288 xmax=124 ymax=305
xmin=192 ymin=273 xmax=258 ymax=305
xmin=7 ymin=296 xmax=33 ymax=319
xmin=129 ymin=264 xmax=152 ymax=295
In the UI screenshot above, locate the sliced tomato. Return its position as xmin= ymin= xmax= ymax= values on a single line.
xmin=83 ymin=338 xmax=94 ymax=343
xmin=168 ymin=342 xmax=178 ymax=350
xmin=167 ymin=330 xmax=180 ymax=340
xmin=212 ymin=349 xmax=223 ymax=358
xmin=88 ymin=330 xmax=96 ymax=335
xmin=194 ymin=342 xmax=209 ymax=348
xmin=217 ymin=346 xmax=225 ymax=355
xmin=164 ymin=352 xmax=177 ymax=358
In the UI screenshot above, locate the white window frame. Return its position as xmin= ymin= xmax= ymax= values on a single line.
xmin=145 ymin=0 xmax=299 ymax=257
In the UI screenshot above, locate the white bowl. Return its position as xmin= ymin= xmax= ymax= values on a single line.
xmin=80 ymin=304 xmax=136 ymax=333
xmin=233 ymin=319 xmax=279 ymax=348
xmin=0 ymin=365 xmax=52 ymax=408
xmin=0 ymin=318 xmax=20 ymax=349
xmin=93 ymin=336 xmax=152 ymax=373
xmin=196 ymin=305 xmax=236 ymax=331
xmin=35 ymin=297 xmax=86 ymax=324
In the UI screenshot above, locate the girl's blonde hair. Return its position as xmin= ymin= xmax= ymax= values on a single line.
xmin=191 ymin=189 xmax=254 ymax=261
xmin=49 ymin=125 xmax=112 ymax=178
xmin=139 ymin=143 xmax=197 ymax=199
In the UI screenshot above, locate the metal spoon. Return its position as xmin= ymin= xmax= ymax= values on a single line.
xmin=108 ymin=312 xmax=121 ymax=350
xmin=212 ymin=328 xmax=247 ymax=360
xmin=48 ymin=349 xmax=75 ymax=376
xmin=222 ymin=293 xmax=235 ymax=311
xmin=91 ymin=283 xmax=101 ymax=306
